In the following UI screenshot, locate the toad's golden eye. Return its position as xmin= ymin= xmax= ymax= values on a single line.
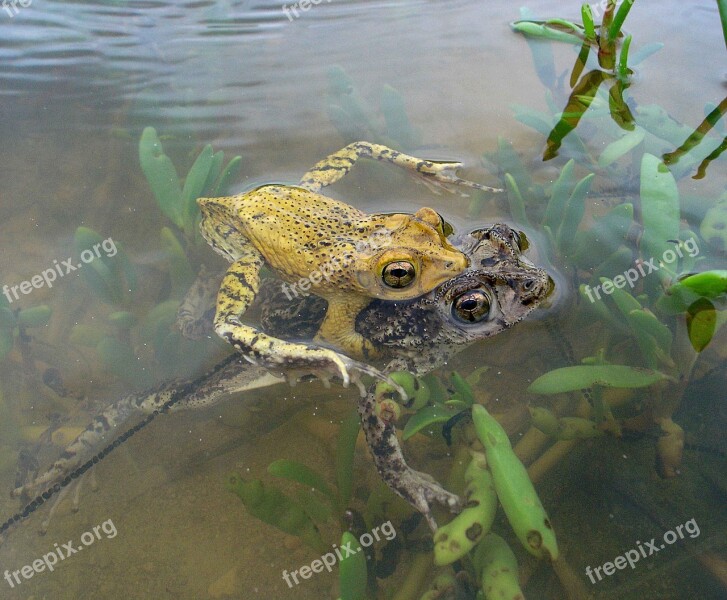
xmin=452 ymin=290 xmax=491 ymax=323
xmin=382 ymin=261 xmax=416 ymax=288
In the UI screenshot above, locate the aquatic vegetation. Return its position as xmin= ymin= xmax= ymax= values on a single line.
xmin=326 ymin=66 xmax=422 ymax=151
xmin=432 ymin=451 xmax=496 ymax=566
xmin=0 ymin=295 xmax=51 ymax=362
xmin=139 ymin=126 xmax=242 ymax=241
xmin=226 ymin=473 xmax=327 ymax=553
xmin=66 ymin=130 xmax=244 ymax=384
xmin=473 ymin=533 xmax=525 ymax=600
xmin=512 ymin=0 xmax=637 ymax=75
xmin=338 ymin=531 xmax=367 ymax=600
xmin=471 ymin=404 xmax=559 ymax=561
xmin=225 ymin=409 xmax=384 ymax=597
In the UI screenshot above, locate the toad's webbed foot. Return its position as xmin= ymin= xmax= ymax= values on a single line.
xmin=263 ymin=348 xmax=407 ymax=400
xmin=387 ymin=468 xmax=462 ymax=532
xmin=412 ymin=161 xmax=503 ymax=196
xmin=358 ymin=387 xmax=461 ymax=531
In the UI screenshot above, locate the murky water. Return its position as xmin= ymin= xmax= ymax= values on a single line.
xmin=0 ymin=0 xmax=725 ymax=598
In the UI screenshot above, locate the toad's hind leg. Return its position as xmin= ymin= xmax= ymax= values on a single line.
xmin=298 ymin=141 xmax=501 ymax=194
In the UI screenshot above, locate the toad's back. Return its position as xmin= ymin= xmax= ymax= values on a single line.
xmin=198 ymin=184 xmax=371 ymax=281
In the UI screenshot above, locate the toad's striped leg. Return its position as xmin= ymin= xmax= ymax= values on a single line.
xmin=11 ymin=356 xmax=282 ymax=501
xmin=299 ymin=141 xmax=501 ymax=194
xmin=215 ymin=254 xmax=399 ymax=393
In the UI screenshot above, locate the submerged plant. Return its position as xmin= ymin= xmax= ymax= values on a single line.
xmin=139 ymin=126 xmax=242 ymax=242
xmin=326 ymin=66 xmax=422 ymax=151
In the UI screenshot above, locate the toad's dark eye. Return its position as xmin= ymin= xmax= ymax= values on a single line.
xmin=452 ymin=290 xmax=491 ymax=323
xmin=382 ymin=261 xmax=416 ymax=288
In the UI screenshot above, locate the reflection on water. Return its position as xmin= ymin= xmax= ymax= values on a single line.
xmin=0 ymin=0 xmax=725 ymax=598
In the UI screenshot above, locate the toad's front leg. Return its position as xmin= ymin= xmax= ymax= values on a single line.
xmin=215 ymin=257 xmax=404 ymax=396
xmin=358 ymin=386 xmax=462 ymax=531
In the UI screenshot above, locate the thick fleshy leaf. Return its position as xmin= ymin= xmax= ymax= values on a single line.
xmin=542 ymin=159 xmax=574 ymax=232
xmin=403 ymin=405 xmax=456 ymax=440
xmin=181 ymin=145 xmax=214 ymax=235
xmin=686 ymin=298 xmax=717 ymax=352
xmin=677 ymin=270 xmax=727 ymax=298
xmin=339 ymin=531 xmax=367 ymax=600
xmin=504 ymin=174 xmax=531 ymax=227
xmin=599 ymin=128 xmax=644 ymax=167
xmin=545 ymin=70 xmax=606 ymax=160
xmin=17 ymin=305 xmax=51 ymax=328
xmin=267 ymin=459 xmax=336 ymax=505
xmin=640 ymin=154 xmax=680 ymax=273
xmin=139 ymin=127 xmax=183 ymax=227
xmin=212 ymin=156 xmax=243 ymax=197
xmin=511 ymin=19 xmax=585 ymax=44
xmin=556 ymin=173 xmax=595 ymax=255
xmin=335 ymin=409 xmax=360 ymax=506
xmin=528 ymin=365 xmax=670 ymax=394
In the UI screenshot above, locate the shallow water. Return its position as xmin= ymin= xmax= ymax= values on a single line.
xmin=0 ymin=1 xmax=725 ymax=598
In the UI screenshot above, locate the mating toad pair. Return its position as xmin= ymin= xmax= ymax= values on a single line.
xmin=180 ymin=141 xmax=512 ymax=394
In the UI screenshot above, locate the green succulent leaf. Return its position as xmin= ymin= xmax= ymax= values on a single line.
xmin=450 ymin=371 xmax=475 ymax=406
xmin=640 ymin=154 xmax=680 ymax=274
xmin=686 ymin=298 xmax=717 ymax=352
xmin=181 ymin=145 xmax=214 ymax=236
xmin=160 ymin=227 xmax=195 ymax=298
xmin=545 ymin=71 xmax=607 ymax=160
xmin=16 ymin=305 xmax=52 ymax=328
xmin=504 ymin=173 xmax=531 ymax=227
xmin=212 ymin=156 xmax=243 ymax=197
xmin=335 ymin=409 xmax=360 ymax=507
xmin=556 ymin=173 xmax=595 ymax=255
xmin=608 ymin=0 xmax=636 ymax=42
xmin=511 ymin=19 xmax=585 ymax=44
xmin=528 ymin=365 xmax=671 ymax=394
xmin=201 ymin=150 xmax=225 ymax=196
xmin=339 ymin=531 xmax=367 ymax=600
xmin=403 ymin=405 xmax=456 ymax=440
xmin=599 ymin=127 xmax=644 ymax=167
xmin=267 ymin=459 xmax=337 ymax=506
xmin=139 ymin=127 xmax=183 ymax=227
xmin=677 ymin=270 xmax=727 ymax=299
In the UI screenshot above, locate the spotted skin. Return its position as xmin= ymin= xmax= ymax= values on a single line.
xmin=188 ymin=141 xmax=499 ymax=388
xmin=10 ymin=224 xmax=549 ymax=533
